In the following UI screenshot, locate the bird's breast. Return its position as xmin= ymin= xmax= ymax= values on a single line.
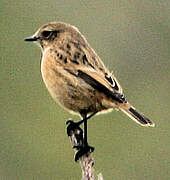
xmin=40 ymin=49 xmax=117 ymax=114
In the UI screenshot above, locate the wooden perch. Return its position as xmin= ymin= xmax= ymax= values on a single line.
xmin=66 ymin=120 xmax=104 ymax=180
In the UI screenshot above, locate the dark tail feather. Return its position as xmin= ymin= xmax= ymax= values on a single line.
xmin=120 ymin=103 xmax=155 ymax=127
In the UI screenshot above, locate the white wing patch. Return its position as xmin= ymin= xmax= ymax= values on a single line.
xmin=105 ymin=74 xmax=118 ymax=90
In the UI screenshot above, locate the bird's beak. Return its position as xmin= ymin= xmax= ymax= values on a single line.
xmin=24 ymin=36 xmax=39 ymax=42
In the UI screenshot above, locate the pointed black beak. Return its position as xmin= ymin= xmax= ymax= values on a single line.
xmin=24 ymin=36 xmax=39 ymax=42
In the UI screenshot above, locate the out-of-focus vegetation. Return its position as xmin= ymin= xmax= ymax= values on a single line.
xmin=0 ymin=0 xmax=169 ymax=179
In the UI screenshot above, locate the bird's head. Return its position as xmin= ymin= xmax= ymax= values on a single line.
xmin=24 ymin=22 xmax=83 ymax=50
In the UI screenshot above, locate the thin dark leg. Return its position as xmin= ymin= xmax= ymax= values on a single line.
xmin=83 ymin=116 xmax=88 ymax=146
xmin=78 ymin=111 xmax=98 ymax=126
xmin=66 ymin=111 xmax=97 ymax=161
xmin=83 ymin=112 xmax=97 ymax=146
xmin=66 ymin=111 xmax=97 ymax=137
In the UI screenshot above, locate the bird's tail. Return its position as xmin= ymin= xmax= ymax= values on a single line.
xmin=120 ymin=103 xmax=155 ymax=127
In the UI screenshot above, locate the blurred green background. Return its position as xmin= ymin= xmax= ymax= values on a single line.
xmin=1 ymin=0 xmax=170 ymax=179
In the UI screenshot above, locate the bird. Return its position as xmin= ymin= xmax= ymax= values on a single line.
xmin=24 ymin=21 xmax=155 ymax=160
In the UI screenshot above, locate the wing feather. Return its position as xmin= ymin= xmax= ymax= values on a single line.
xmin=76 ymin=69 xmax=126 ymax=103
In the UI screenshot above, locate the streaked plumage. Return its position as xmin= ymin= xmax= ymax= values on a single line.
xmin=25 ymin=22 xmax=155 ymax=127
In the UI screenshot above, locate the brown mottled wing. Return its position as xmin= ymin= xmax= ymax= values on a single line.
xmin=68 ymin=41 xmax=123 ymax=94
xmin=57 ymin=40 xmax=125 ymax=102
xmin=76 ymin=68 xmax=126 ymax=103
xmin=79 ymin=44 xmax=123 ymax=94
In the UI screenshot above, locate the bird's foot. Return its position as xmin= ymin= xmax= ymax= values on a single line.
xmin=66 ymin=120 xmax=82 ymax=136
xmin=74 ymin=144 xmax=95 ymax=162
xmin=66 ymin=119 xmax=95 ymax=162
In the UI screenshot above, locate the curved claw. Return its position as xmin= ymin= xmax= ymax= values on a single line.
xmin=75 ymin=144 xmax=95 ymax=162
xmin=66 ymin=120 xmax=73 ymax=125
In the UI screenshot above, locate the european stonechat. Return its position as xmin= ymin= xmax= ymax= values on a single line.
xmin=25 ymin=22 xmax=155 ymax=159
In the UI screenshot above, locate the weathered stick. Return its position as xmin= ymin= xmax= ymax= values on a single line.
xmin=66 ymin=120 xmax=104 ymax=180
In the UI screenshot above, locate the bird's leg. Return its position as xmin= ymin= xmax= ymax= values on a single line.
xmin=83 ymin=116 xmax=88 ymax=147
xmin=66 ymin=111 xmax=97 ymax=136
xmin=73 ymin=114 xmax=95 ymax=161
xmin=66 ymin=111 xmax=97 ymax=161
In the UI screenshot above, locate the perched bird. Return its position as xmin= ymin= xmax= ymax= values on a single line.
xmin=25 ymin=22 xmax=155 ymax=160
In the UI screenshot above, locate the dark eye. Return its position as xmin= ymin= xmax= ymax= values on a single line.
xmin=42 ymin=31 xmax=52 ymax=39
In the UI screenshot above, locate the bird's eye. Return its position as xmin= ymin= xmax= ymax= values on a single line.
xmin=42 ymin=31 xmax=52 ymax=39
